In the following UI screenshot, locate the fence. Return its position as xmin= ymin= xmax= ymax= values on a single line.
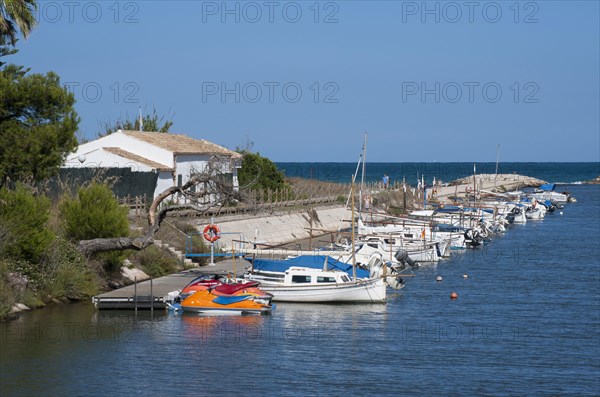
xmin=119 ymin=194 xmax=148 ymax=219
xmin=120 ymin=181 xmax=409 ymax=217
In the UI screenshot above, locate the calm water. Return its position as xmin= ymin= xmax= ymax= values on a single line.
xmin=277 ymin=162 xmax=600 ymax=185
xmin=1 ymin=184 xmax=599 ymax=396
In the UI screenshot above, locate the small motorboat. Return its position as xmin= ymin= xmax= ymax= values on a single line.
xmin=180 ymin=289 xmax=274 ymax=315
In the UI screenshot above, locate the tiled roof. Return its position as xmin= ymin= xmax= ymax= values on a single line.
xmin=103 ymin=147 xmax=173 ymax=171
xmin=122 ymin=131 xmax=242 ymax=158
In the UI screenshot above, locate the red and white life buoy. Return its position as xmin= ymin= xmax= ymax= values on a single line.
xmin=203 ymin=224 xmax=221 ymax=243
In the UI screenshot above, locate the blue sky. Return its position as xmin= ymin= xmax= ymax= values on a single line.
xmin=10 ymin=1 xmax=600 ymax=162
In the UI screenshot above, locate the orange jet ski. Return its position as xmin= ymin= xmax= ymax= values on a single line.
xmin=180 ymin=289 xmax=274 ymax=315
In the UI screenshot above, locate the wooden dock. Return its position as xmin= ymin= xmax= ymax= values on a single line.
xmin=92 ymin=259 xmax=248 ymax=310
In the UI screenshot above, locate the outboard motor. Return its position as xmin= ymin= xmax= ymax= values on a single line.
xmin=544 ymin=199 xmax=557 ymax=213
xmin=394 ymin=249 xmax=416 ymax=268
xmin=464 ymin=228 xmax=483 ymax=248
xmin=505 ymin=213 xmax=515 ymax=224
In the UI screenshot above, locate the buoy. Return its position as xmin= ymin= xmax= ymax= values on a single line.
xmin=436 ymin=276 xmax=443 ymax=282
xmin=560 ymin=211 xmax=563 ymax=215
xmin=463 ymin=274 xmax=468 ymax=279
xmin=450 ymin=292 xmax=458 ymax=300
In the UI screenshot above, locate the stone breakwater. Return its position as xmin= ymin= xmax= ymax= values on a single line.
xmin=449 ymin=173 xmax=547 ymax=188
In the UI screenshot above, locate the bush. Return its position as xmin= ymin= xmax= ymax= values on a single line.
xmin=60 ymin=182 xmax=128 ymax=241
xmin=39 ymin=237 xmax=99 ymax=301
xmin=0 ymin=185 xmax=54 ymax=262
xmin=0 ymin=261 xmax=17 ymax=319
xmin=133 ymin=246 xmax=180 ymax=278
xmin=59 ymin=182 xmax=129 ymax=273
xmin=238 ymin=151 xmax=286 ymax=191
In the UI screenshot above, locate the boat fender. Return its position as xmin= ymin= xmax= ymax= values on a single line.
xmin=203 ymin=224 xmax=221 ymax=242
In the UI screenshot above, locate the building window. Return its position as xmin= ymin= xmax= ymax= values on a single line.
xmin=177 ymin=174 xmax=182 ymax=187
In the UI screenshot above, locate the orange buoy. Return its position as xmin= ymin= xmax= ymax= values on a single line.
xmin=450 ymin=292 xmax=458 ymax=300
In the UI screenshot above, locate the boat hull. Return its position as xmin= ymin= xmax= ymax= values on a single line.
xmin=263 ymin=278 xmax=387 ymax=303
xmin=180 ymin=290 xmax=273 ymax=315
xmin=180 ymin=306 xmax=271 ymax=315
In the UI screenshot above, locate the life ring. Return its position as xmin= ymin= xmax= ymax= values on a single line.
xmin=203 ymin=224 xmax=221 ymax=242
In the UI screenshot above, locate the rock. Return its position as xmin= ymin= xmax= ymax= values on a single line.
xmin=15 ymin=303 xmax=31 ymax=311
xmin=121 ymin=266 xmax=150 ymax=283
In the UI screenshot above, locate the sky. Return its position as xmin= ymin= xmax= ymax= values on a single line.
xmin=8 ymin=0 xmax=600 ymax=162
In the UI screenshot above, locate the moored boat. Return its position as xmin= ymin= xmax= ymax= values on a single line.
xmin=260 ymin=266 xmax=387 ymax=303
xmin=180 ymin=289 xmax=273 ymax=315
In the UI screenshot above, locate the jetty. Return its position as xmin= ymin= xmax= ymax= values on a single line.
xmin=92 ymin=259 xmax=245 ymax=310
xmin=433 ymin=173 xmax=546 ymax=204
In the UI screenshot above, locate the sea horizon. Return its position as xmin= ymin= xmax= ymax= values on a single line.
xmin=276 ymin=161 xmax=600 ymax=185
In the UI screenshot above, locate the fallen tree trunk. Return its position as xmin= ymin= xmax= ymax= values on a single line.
xmin=77 ymin=236 xmax=154 ymax=257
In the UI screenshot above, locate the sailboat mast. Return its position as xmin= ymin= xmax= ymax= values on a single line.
xmin=359 ymin=132 xmax=367 ymax=215
xmin=473 ymin=163 xmax=477 ymax=207
xmin=351 ymin=180 xmax=357 ymax=282
xmin=494 ymin=144 xmax=500 ymax=190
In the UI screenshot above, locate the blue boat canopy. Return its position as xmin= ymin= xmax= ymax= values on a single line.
xmin=435 ymin=224 xmax=464 ymax=232
xmin=539 ymin=183 xmax=556 ymax=191
xmin=246 ymin=255 xmax=370 ymax=279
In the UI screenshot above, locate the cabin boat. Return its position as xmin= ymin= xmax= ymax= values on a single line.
xmin=530 ymin=183 xmax=570 ymax=204
xmin=245 ymin=254 xmax=405 ymax=290
xmin=259 ymin=266 xmax=387 ymax=303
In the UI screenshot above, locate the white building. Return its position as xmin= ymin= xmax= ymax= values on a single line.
xmin=63 ymin=130 xmax=242 ymax=199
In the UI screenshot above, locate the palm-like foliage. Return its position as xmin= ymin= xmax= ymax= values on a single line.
xmin=0 ymin=0 xmax=37 ymax=45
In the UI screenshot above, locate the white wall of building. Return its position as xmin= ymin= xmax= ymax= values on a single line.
xmin=154 ymin=171 xmax=175 ymax=198
xmin=174 ymin=154 xmax=211 ymax=185
xmin=66 ymin=132 xmax=173 ymax=169
xmin=63 ymin=148 xmax=155 ymax=172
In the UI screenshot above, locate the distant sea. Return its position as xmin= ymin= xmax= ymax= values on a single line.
xmin=277 ymin=162 xmax=600 ymax=185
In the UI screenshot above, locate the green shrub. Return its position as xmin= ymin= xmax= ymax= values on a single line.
xmin=59 ymin=183 xmax=129 ymax=273
xmin=97 ymin=251 xmax=129 ymax=276
xmin=3 ymin=238 xmax=99 ymax=305
xmin=237 ymin=151 xmax=286 ymax=191
xmin=0 ymin=261 xmax=17 ymax=319
xmin=60 ymin=182 xmax=128 ymax=241
xmin=0 ymin=185 xmax=54 ymax=262
xmin=39 ymin=237 xmax=99 ymax=301
xmin=134 ymin=246 xmax=180 ymax=277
